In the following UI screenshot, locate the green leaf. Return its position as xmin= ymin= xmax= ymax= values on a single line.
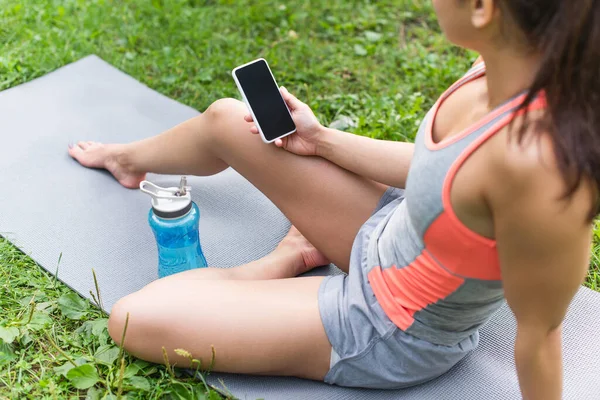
xmin=58 ymin=293 xmax=89 ymax=320
xmin=54 ymin=362 xmax=76 ymax=378
xmin=91 ymin=319 xmax=108 ymax=336
xmin=126 ymin=376 xmax=151 ymax=391
xmin=94 ymin=344 xmax=119 ymax=366
xmin=207 ymin=390 xmax=222 ymax=400
xmin=66 ymin=364 xmax=100 ymax=389
xmin=132 ymin=359 xmax=150 ymax=369
xmin=353 ymin=44 xmax=367 ymax=56
xmin=195 ymin=394 xmax=208 ymax=400
xmin=53 ymin=357 xmax=87 ymax=378
xmin=0 ymin=326 xmax=20 ymax=344
xmin=329 ymin=115 xmax=357 ymax=131
xmin=168 ymin=383 xmax=195 ymax=400
xmin=20 ymin=333 xmax=33 ymax=346
xmin=0 ymin=340 xmax=16 ymax=365
xmin=76 ymin=318 xmax=108 ymax=341
xmin=198 ymin=71 xmax=213 ymax=83
xmin=364 ymin=30 xmax=382 ymax=42
xmin=35 ymin=300 xmax=56 ymax=313
xmin=132 ymin=359 xmax=157 ymax=375
xmin=194 ymin=388 xmax=208 ymax=400
xmin=85 ymin=387 xmax=102 ymax=400
xmin=25 ymin=311 xmax=52 ymax=331
xmin=161 ymin=75 xmax=178 ymax=85
xmin=123 ymin=363 xmax=140 ymax=379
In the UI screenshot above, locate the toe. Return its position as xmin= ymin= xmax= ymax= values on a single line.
xmin=69 ymin=142 xmax=96 ymax=167
xmin=68 ymin=144 xmax=81 ymax=158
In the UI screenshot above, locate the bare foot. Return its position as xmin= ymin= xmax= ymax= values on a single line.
xmin=68 ymin=142 xmax=146 ymax=189
xmin=276 ymin=226 xmax=330 ymax=275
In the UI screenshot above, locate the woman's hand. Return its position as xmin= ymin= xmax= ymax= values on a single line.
xmin=245 ymin=87 xmax=324 ymax=156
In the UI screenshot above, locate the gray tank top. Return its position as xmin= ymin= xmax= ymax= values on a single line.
xmin=365 ymin=63 xmax=545 ymax=346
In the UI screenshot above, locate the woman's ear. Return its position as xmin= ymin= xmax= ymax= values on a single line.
xmin=471 ymin=0 xmax=498 ymax=29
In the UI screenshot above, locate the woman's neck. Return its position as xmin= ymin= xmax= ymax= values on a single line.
xmin=479 ymin=48 xmax=541 ymax=109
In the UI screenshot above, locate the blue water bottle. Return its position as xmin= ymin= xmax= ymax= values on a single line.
xmin=140 ymin=177 xmax=208 ymax=278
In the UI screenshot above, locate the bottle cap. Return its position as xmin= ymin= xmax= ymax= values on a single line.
xmin=140 ymin=177 xmax=192 ymax=219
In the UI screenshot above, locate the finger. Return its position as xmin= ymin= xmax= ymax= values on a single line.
xmin=280 ymin=86 xmax=304 ymax=110
xmin=275 ymin=138 xmax=283 ymax=147
xmin=244 ymin=114 xmax=254 ymax=122
xmin=78 ymin=141 xmax=90 ymax=150
xmin=250 ymin=126 xmax=259 ymax=134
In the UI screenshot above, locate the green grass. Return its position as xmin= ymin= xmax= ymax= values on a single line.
xmin=1 ymin=0 xmax=599 ymax=398
xmin=0 ymin=240 xmax=222 ymax=399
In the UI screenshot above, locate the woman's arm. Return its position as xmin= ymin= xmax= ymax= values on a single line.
xmin=313 ymin=55 xmax=487 ymax=186
xmin=317 ymin=127 xmax=414 ymax=188
xmin=489 ymin=135 xmax=592 ymax=400
xmin=315 ymin=55 xmax=480 ymax=186
xmin=248 ymin=88 xmax=415 ymax=188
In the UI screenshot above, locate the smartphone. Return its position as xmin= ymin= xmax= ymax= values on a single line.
xmin=232 ymin=58 xmax=296 ymax=143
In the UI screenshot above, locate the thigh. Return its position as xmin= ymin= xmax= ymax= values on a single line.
xmin=109 ymin=276 xmax=331 ymax=381
xmin=207 ymin=99 xmax=388 ymax=270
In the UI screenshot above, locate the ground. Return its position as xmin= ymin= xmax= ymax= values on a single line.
xmin=1 ymin=0 xmax=599 ymax=399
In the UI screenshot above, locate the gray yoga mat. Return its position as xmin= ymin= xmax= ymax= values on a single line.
xmin=1 ymin=55 xmax=599 ymax=399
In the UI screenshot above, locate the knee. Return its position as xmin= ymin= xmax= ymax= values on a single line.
xmin=205 ymin=98 xmax=245 ymax=123
xmin=108 ymin=293 xmax=145 ymax=347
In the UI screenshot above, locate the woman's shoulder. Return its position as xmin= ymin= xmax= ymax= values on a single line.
xmin=486 ymin=114 xmax=594 ymax=224
xmin=498 ymin=114 xmax=555 ymax=177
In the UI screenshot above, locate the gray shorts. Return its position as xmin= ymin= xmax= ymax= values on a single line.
xmin=318 ymin=187 xmax=478 ymax=389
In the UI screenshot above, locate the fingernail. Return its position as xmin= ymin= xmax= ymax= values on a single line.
xmin=68 ymin=143 xmax=73 ymax=149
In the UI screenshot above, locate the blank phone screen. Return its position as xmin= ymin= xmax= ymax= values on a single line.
xmin=235 ymin=60 xmax=296 ymax=142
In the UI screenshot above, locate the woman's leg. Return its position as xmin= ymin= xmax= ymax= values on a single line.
xmin=154 ymin=226 xmax=330 ymax=284
xmin=69 ymin=98 xmax=387 ymax=271
xmin=110 ymin=278 xmax=330 ymax=380
xmin=108 ymin=229 xmax=332 ymax=380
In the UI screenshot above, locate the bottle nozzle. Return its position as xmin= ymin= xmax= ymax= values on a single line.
xmin=139 ymin=178 xmax=191 ymax=200
xmin=178 ymin=176 xmax=188 ymax=196
xmin=140 ymin=178 xmax=193 ymax=217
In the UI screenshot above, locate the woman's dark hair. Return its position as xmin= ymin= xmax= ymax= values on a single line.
xmin=502 ymin=0 xmax=600 ymax=219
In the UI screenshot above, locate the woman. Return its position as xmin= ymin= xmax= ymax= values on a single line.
xmin=68 ymin=1 xmax=598 ymax=398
